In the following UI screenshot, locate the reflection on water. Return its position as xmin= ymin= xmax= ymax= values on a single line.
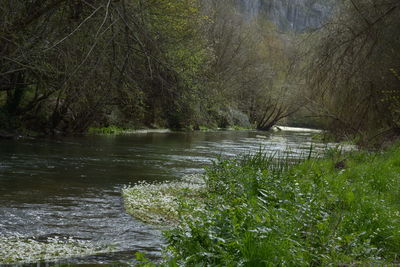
xmin=0 ymin=130 xmax=343 ymax=264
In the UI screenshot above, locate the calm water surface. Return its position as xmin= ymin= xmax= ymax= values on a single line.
xmin=0 ymin=130 xmax=338 ymax=264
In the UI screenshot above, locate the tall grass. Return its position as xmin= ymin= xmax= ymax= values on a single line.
xmin=162 ymin=145 xmax=400 ymax=266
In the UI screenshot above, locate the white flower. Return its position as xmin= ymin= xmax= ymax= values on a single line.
xmin=0 ymin=236 xmax=112 ymax=264
xmin=122 ymin=174 xmax=206 ymax=225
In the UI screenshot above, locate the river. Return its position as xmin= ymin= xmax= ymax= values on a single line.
xmin=0 ymin=129 xmax=341 ymax=265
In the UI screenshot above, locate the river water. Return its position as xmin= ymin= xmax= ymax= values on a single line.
xmin=0 ymin=130 xmax=340 ymax=264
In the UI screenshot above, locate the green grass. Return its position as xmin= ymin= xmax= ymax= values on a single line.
xmin=87 ymin=125 xmax=126 ymax=135
xmin=159 ymin=145 xmax=400 ymax=266
xmin=229 ymin=125 xmax=254 ymax=131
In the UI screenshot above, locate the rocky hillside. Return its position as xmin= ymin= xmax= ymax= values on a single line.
xmin=238 ymin=0 xmax=335 ymax=32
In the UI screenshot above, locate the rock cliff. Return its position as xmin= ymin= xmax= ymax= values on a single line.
xmin=238 ymin=0 xmax=334 ymax=32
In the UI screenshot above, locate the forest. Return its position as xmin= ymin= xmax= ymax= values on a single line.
xmin=1 ymin=0 xmax=399 ymax=146
xmin=0 ymin=0 xmax=292 ymax=135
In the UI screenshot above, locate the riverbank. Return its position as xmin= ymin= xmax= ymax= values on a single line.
xmin=1 ymin=130 xmax=332 ymax=265
xmin=0 ymin=124 xmax=320 ymax=139
xmin=87 ymin=126 xmax=173 ymax=135
xmin=123 ymin=144 xmax=400 ymax=265
xmin=87 ymin=125 xmax=255 ymax=136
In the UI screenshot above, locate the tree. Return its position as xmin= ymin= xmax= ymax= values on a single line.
xmin=0 ymin=0 xmax=204 ymax=134
xmin=199 ymin=0 xmax=302 ymax=130
xmin=306 ymin=0 xmax=400 ymax=144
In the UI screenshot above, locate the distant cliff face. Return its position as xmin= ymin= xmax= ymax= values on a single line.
xmin=239 ymin=0 xmax=334 ymax=32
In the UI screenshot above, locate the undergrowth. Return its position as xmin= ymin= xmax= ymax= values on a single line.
xmin=158 ymin=145 xmax=400 ymax=266
xmin=87 ymin=125 xmax=126 ymax=135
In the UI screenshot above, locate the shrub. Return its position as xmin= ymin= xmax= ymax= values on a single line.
xmin=163 ymin=146 xmax=400 ymax=265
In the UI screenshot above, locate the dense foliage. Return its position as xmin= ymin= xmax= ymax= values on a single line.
xmin=307 ymin=0 xmax=400 ymax=145
xmin=0 ymin=0 xmax=299 ymax=135
xmin=0 ymin=0 xmax=203 ymax=134
xmin=162 ymin=147 xmax=400 ymax=265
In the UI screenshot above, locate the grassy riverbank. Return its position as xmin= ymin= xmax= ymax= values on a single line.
xmin=87 ymin=125 xmax=252 ymax=136
xmin=87 ymin=126 xmax=173 ymax=135
xmin=124 ymin=145 xmax=400 ymax=266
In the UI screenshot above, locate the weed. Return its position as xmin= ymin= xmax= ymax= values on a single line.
xmin=162 ymin=147 xmax=400 ymax=265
